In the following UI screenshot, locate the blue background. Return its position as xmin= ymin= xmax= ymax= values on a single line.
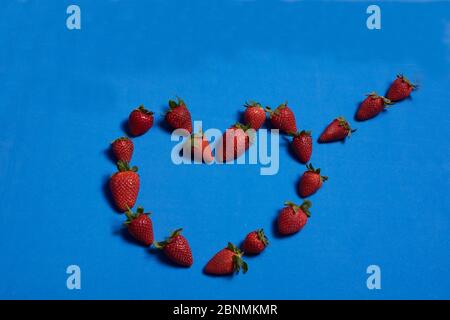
xmin=0 ymin=0 xmax=449 ymax=299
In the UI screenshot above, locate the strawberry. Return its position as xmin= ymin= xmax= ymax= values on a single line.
xmin=124 ymin=206 xmax=154 ymax=246
xmin=318 ymin=116 xmax=355 ymax=143
xmin=290 ymin=130 xmax=312 ymax=163
xmin=204 ymin=242 xmax=248 ymax=275
xmin=298 ymin=163 xmax=327 ymax=197
xmin=154 ymin=228 xmax=193 ymax=267
xmin=242 ymin=229 xmax=268 ymax=254
xmin=277 ymin=200 xmax=312 ymax=235
xmin=216 ymin=123 xmax=254 ymax=163
xmin=109 ymin=161 xmax=140 ymax=212
xmin=356 ymin=92 xmax=392 ymax=121
xmin=186 ymin=130 xmax=214 ymax=164
xmin=386 ymin=74 xmax=417 ymax=102
xmin=165 ymin=97 xmax=193 ymax=134
xmin=243 ymin=101 xmax=266 ymax=130
xmin=111 ymin=137 xmax=134 ymax=163
xmin=266 ymin=102 xmax=297 ymax=134
xmin=128 ymin=105 xmax=154 ymax=136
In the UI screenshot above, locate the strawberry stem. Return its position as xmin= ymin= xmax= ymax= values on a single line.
xmin=168 ymin=96 xmax=186 ymax=110
xmin=116 ymin=160 xmax=138 ymax=172
xmin=244 ymin=101 xmax=262 ymax=109
xmin=233 ymin=122 xmax=251 ymax=131
xmin=124 ymin=206 xmax=149 ymax=225
xmin=228 ymin=242 xmax=247 ymax=274
xmin=154 ymin=228 xmax=183 ymax=249
xmin=284 ymin=201 xmax=300 ymax=214
xmin=398 ymin=74 xmax=418 ymax=90
xmin=257 ymin=229 xmax=269 ymax=246
xmin=337 ymin=116 xmax=356 ymax=136
xmin=264 ymin=106 xmax=272 ymax=113
xmin=300 ymin=200 xmax=312 ymax=217
xmin=137 ymin=105 xmax=154 ymax=115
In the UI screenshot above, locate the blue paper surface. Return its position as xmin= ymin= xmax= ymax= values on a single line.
xmin=0 ymin=0 xmax=449 ymax=299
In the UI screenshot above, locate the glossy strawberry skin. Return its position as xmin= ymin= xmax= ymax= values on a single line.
xmin=163 ymin=234 xmax=193 ymax=267
xmin=242 ymin=230 xmax=268 ymax=254
xmin=356 ymin=93 xmax=391 ymax=121
xmin=269 ymin=104 xmax=297 ymax=134
xmin=109 ymin=163 xmax=140 ymax=212
xmin=127 ymin=214 xmax=154 ymax=246
xmin=386 ymin=75 xmax=415 ymax=102
xmin=292 ymin=131 xmax=312 ymax=163
xmin=277 ymin=206 xmax=308 ymax=235
xmin=318 ymin=117 xmax=352 ymax=143
xmin=111 ymin=137 xmax=134 ymax=163
xmin=356 ymin=96 xmax=384 ymax=121
xmin=244 ymin=103 xmax=266 ymax=130
xmin=204 ymin=243 xmax=247 ymax=275
xmin=298 ymin=164 xmax=327 ymax=198
xmin=298 ymin=171 xmax=322 ymax=198
xmin=165 ymin=99 xmax=193 ymax=134
xmin=110 ymin=171 xmax=140 ymax=212
xmin=217 ymin=124 xmax=252 ymax=163
xmin=189 ymin=134 xmax=214 ymax=164
xmin=128 ymin=106 xmax=154 ymax=136
xmin=205 ymin=249 xmax=236 ymax=275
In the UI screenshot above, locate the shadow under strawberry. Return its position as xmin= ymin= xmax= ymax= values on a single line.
xmin=102 ymin=174 xmax=120 ymax=213
xmin=294 ymin=174 xmax=302 ymax=198
xmin=235 ymin=109 xmax=245 ymax=124
xmin=280 ymin=135 xmax=300 ymax=164
xmin=202 ymin=268 xmax=235 ymax=279
xmin=157 ymin=115 xmax=174 ymax=134
xmin=120 ymin=119 xmax=131 ymax=136
xmin=271 ymin=216 xmax=284 ymax=238
xmin=103 ymin=147 xmax=116 ymax=164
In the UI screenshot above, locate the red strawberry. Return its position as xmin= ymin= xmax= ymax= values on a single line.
xmin=356 ymin=92 xmax=392 ymax=121
xmin=318 ymin=116 xmax=355 ymax=143
xmin=128 ymin=105 xmax=154 ymax=136
xmin=386 ymin=74 xmax=417 ymax=102
xmin=111 ymin=137 xmax=134 ymax=163
xmin=290 ymin=130 xmax=312 ymax=163
xmin=186 ymin=130 xmax=214 ymax=164
xmin=154 ymin=228 xmax=193 ymax=267
xmin=242 ymin=229 xmax=268 ymax=254
xmin=298 ymin=163 xmax=327 ymax=197
xmin=243 ymin=101 xmax=266 ymax=130
xmin=204 ymin=242 xmax=248 ymax=275
xmin=165 ymin=97 xmax=193 ymax=134
xmin=277 ymin=200 xmax=312 ymax=235
xmin=109 ymin=161 xmax=140 ymax=212
xmin=216 ymin=123 xmax=254 ymax=163
xmin=124 ymin=206 xmax=154 ymax=246
xmin=266 ymin=102 xmax=297 ymax=134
